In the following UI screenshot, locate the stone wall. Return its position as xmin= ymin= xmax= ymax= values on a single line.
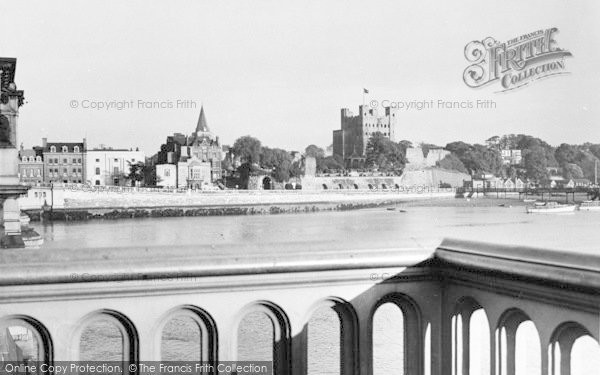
xmin=302 ymin=168 xmax=469 ymax=190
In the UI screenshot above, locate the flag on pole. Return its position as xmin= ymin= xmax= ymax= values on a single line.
xmin=363 ymin=88 xmax=369 ymax=94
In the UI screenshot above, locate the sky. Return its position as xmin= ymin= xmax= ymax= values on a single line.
xmin=2 ymin=0 xmax=599 ymax=155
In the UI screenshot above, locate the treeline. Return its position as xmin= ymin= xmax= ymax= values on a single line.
xmin=224 ymin=136 xmax=298 ymax=184
xmin=440 ymin=134 xmax=600 ymax=182
xmin=225 ymin=133 xmax=600 ymax=187
xmin=228 ymin=133 xmax=412 ymax=182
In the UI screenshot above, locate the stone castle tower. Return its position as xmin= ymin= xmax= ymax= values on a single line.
xmin=332 ymin=104 xmax=400 ymax=168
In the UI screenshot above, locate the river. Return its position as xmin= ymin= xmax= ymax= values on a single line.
xmin=24 ymin=200 xmax=600 ymax=373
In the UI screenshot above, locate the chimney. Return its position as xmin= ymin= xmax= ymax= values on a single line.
xmin=42 ymin=138 xmax=47 ymax=147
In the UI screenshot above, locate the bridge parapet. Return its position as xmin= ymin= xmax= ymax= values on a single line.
xmin=0 ymin=240 xmax=598 ymax=375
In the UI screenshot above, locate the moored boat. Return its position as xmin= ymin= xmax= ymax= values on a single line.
xmin=526 ymin=201 xmax=577 ymax=213
xmin=579 ymin=200 xmax=600 ymax=211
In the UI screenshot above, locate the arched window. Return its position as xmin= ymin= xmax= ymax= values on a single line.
xmin=50 ymin=146 xmax=56 ymax=153
xmin=373 ymin=294 xmax=423 ymax=375
xmin=76 ymin=310 xmax=137 ymax=362
xmin=0 ymin=315 xmax=52 ymax=364
xmin=74 ymin=146 xmax=80 ymax=153
xmin=36 ymin=156 xmax=41 ymax=162
xmin=159 ymin=306 xmax=216 ymax=363
xmin=235 ymin=302 xmax=290 ymax=374
xmin=62 ymin=146 xmax=68 ymax=153
xmin=307 ymin=298 xmax=357 ymax=375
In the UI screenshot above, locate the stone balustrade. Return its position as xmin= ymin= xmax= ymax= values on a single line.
xmin=0 ymin=239 xmax=598 ymax=374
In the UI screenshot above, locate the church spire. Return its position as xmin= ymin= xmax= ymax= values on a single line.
xmin=195 ymin=106 xmax=209 ymax=133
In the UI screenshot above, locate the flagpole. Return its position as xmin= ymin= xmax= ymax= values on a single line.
xmin=362 ymin=89 xmax=365 ymax=110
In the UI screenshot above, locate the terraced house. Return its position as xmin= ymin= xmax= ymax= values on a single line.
xmin=17 ymin=146 xmax=44 ymax=184
xmin=41 ymin=138 xmax=86 ymax=183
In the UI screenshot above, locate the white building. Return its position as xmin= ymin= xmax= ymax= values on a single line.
xmin=501 ymin=149 xmax=522 ymax=165
xmin=156 ymin=164 xmax=177 ymax=187
xmin=86 ymin=147 xmax=145 ymax=186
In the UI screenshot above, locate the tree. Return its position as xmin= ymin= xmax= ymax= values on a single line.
xmin=436 ymin=154 xmax=468 ymax=173
xmin=445 ymin=141 xmax=473 ymax=159
xmin=523 ymin=145 xmax=549 ymax=181
xmin=460 ymin=144 xmax=502 ymax=175
xmin=554 ymin=143 xmax=579 ymax=165
xmin=365 ymin=132 xmax=406 ymax=172
xmin=321 ymin=155 xmax=344 ymax=172
xmin=563 ymin=163 xmax=584 ymax=179
xmin=127 ymin=161 xmax=154 ymax=186
xmin=236 ymin=162 xmax=252 ymax=189
xmin=575 ymin=151 xmax=600 ymax=181
xmin=233 ymin=136 xmax=262 ymax=164
xmin=305 ymin=144 xmax=325 ymax=159
xmin=261 ymin=147 xmax=293 ymax=182
xmin=419 ymin=142 xmax=441 ymax=158
xmin=289 ymin=160 xmax=303 ymax=178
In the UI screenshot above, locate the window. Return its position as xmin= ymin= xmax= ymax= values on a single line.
xmin=165 ymin=169 xmax=170 ymax=177
xmin=54 ymin=158 xmax=58 ymax=164
xmin=36 ymin=156 xmax=41 ymax=162
xmin=114 ymin=158 xmax=118 ymax=162
xmin=78 ymin=158 xmax=82 ymax=163
xmin=63 ymin=158 xmax=67 ymax=163
xmin=73 ymin=168 xmax=77 ymax=173
xmin=63 ymin=168 xmax=67 ymax=174
xmin=95 ymin=180 xmax=100 ymax=185
xmin=113 ymin=167 xmax=119 ymax=175
xmin=74 ymin=146 xmax=80 ymax=153
xmin=95 ymin=158 xmax=100 ymax=162
xmin=95 ymin=167 xmax=100 ymax=175
xmin=62 ymin=146 xmax=68 ymax=153
xmin=50 ymin=146 xmax=56 ymax=153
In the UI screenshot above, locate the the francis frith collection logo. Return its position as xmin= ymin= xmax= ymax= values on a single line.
xmin=463 ymin=28 xmax=572 ymax=92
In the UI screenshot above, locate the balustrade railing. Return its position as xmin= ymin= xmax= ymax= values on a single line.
xmin=0 ymin=239 xmax=598 ymax=374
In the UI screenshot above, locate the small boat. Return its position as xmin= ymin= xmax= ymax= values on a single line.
xmin=526 ymin=201 xmax=577 ymax=213
xmin=523 ymin=198 xmax=536 ymax=203
xmin=579 ymin=200 xmax=600 ymax=211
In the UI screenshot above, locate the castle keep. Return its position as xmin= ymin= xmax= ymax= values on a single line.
xmin=332 ymin=104 xmax=400 ymax=168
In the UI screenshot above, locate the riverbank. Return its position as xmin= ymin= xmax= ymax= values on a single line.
xmin=25 ymin=198 xmax=440 ymax=221
xmin=24 ymin=189 xmax=458 ymax=221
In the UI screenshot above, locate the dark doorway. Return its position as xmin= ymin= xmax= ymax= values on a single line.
xmin=263 ymin=176 xmax=272 ymax=190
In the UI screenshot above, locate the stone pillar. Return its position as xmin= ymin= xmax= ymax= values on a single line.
xmin=0 ymin=57 xmax=41 ymax=248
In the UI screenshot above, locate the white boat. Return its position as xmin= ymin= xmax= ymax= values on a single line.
xmin=579 ymin=200 xmax=600 ymax=211
xmin=523 ymin=198 xmax=536 ymax=203
xmin=526 ymin=201 xmax=577 ymax=213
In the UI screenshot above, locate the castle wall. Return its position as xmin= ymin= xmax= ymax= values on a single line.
xmin=300 ymin=168 xmax=468 ymax=190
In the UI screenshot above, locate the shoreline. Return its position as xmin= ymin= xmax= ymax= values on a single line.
xmin=24 ymin=191 xmax=593 ymax=222
xmin=25 ymin=197 xmax=439 ymax=222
